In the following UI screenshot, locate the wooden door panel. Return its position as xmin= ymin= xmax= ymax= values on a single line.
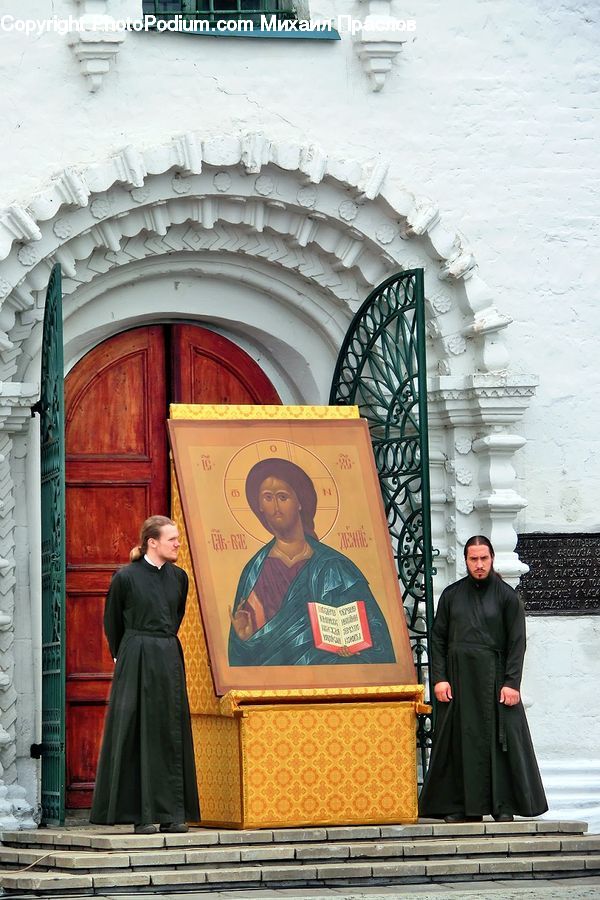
xmin=65 ymin=326 xmax=169 ymax=808
xmin=66 ymin=704 xmax=107 ymax=809
xmin=67 ymin=680 xmax=112 ymax=703
xmin=66 ymin=485 xmax=153 ymax=565
xmin=66 ymin=339 xmax=161 ymax=457
xmin=65 ymin=322 xmax=281 ymax=809
xmin=66 ymin=594 xmax=114 ymax=676
xmin=172 ymin=325 xmax=281 ymax=404
xmin=66 ymin=569 xmax=117 ymax=594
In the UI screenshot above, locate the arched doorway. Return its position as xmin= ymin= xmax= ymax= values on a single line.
xmin=64 ymin=323 xmax=280 ymax=810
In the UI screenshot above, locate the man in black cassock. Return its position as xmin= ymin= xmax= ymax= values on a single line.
xmin=90 ymin=516 xmax=200 ymax=834
xmin=419 ymin=535 xmax=547 ymax=824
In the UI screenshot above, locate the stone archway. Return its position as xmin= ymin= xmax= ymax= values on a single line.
xmin=0 ymin=131 xmax=537 ymax=826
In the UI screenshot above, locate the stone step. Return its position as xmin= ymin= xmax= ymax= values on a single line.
xmin=0 ymin=821 xmax=596 ymax=897
xmin=0 ymin=818 xmax=588 ymax=851
xmin=1 ymin=852 xmax=599 ymax=895
xmin=2 ymin=832 xmax=599 ymax=872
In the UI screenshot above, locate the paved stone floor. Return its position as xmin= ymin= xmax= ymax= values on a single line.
xmin=7 ymin=876 xmax=599 ymax=899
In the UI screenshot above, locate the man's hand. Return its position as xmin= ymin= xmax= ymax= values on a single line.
xmin=337 ymin=646 xmax=353 ymax=657
xmin=434 ymin=681 xmax=453 ymax=702
xmin=499 ymin=686 xmax=520 ymax=706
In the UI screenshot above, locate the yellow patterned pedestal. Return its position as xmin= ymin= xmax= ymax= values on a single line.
xmin=221 ymin=691 xmax=425 ymax=828
xmin=171 ymin=404 xmax=429 ymax=829
xmin=191 ymin=690 xmax=426 ymax=829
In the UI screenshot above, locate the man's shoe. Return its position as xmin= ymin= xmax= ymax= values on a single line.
xmin=134 ymin=823 xmax=158 ymax=834
xmin=444 ymin=814 xmax=483 ymax=823
xmin=493 ymin=814 xmax=514 ymax=822
xmin=159 ymin=822 xmax=189 ymax=833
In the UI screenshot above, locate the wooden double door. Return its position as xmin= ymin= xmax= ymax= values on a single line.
xmin=64 ymin=324 xmax=280 ymax=809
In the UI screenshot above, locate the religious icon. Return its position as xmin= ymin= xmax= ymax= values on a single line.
xmin=228 ymin=456 xmax=396 ymax=667
xmin=168 ymin=417 xmax=415 ymax=694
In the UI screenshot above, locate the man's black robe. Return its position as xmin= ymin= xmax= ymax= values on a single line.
xmin=419 ymin=572 xmax=547 ymax=819
xmin=90 ymin=558 xmax=200 ymax=825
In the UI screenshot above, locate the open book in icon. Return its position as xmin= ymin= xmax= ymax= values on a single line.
xmin=308 ymin=600 xmax=373 ymax=654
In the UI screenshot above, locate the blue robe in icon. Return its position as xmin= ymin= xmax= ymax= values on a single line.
xmin=228 ymin=535 xmax=396 ymax=666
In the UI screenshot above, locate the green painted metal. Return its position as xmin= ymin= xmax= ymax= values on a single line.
xmin=39 ymin=264 xmax=66 ymax=825
xmin=143 ymin=0 xmax=296 ymax=26
xmin=329 ymin=269 xmax=435 ymax=772
xmin=141 ymin=1 xmax=341 ymax=38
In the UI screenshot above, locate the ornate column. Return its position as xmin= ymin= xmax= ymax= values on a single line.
xmin=472 ymin=434 xmax=528 ymax=584
xmin=0 ymin=384 xmax=38 ymax=829
xmin=428 ymin=374 xmax=538 ymax=587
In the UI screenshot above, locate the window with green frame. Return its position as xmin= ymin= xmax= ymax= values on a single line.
xmin=142 ymin=1 xmax=297 ymax=28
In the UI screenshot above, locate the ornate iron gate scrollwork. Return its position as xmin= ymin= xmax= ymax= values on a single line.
xmin=329 ymin=269 xmax=435 ymax=771
xmin=38 ymin=263 xmax=66 ymax=824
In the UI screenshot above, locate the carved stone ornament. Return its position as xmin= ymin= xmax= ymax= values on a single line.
xmin=53 ymin=219 xmax=73 ymax=240
xmin=354 ymin=0 xmax=410 ymax=92
xmin=339 ymin=200 xmax=359 ymax=222
xmin=214 ymin=172 xmax=232 ymax=193
xmin=455 ymin=468 xmax=473 ymax=486
xmin=17 ymin=246 xmax=39 ymax=267
xmin=67 ymin=5 xmax=126 ymax=93
xmin=430 ymin=294 xmax=452 ymax=315
xmin=255 ymin=176 xmax=275 ymax=197
xmin=90 ymin=199 xmax=110 ymax=220
xmin=171 ymin=174 xmax=192 ymax=195
xmin=445 ymin=334 xmax=467 ymax=356
xmin=297 ymin=186 xmax=318 ymax=208
xmin=130 ymin=186 xmax=151 ymax=205
xmin=375 ymin=223 xmax=397 ymax=245
xmin=455 ymin=437 xmax=473 ymax=455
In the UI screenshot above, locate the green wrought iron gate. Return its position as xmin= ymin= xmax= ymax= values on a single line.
xmin=329 ymin=269 xmax=435 ymax=769
xmin=36 ymin=263 xmax=66 ymax=824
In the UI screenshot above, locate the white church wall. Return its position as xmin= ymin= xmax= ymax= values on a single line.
xmin=525 ymin=616 xmax=600 ymax=831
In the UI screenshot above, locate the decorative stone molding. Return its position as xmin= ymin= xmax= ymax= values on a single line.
xmin=0 ymin=425 xmax=36 ymax=830
xmin=0 ymin=132 xmax=513 ymax=378
xmin=67 ymin=2 xmax=126 ymax=93
xmin=354 ymin=0 xmax=408 ymax=91
xmin=0 ymin=384 xmax=38 ymax=434
xmin=472 ymin=434 xmax=528 ymax=584
xmin=426 ymin=374 xmax=538 ymax=587
xmin=428 ymin=374 xmax=539 ymax=428
xmin=1 ymin=207 xmax=42 ymax=245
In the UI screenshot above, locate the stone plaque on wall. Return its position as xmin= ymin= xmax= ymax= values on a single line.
xmin=517 ymin=532 xmax=600 ymax=615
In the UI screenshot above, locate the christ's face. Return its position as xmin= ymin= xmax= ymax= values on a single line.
xmin=465 ymin=544 xmax=493 ymax=579
xmin=258 ymin=477 xmax=302 ymax=537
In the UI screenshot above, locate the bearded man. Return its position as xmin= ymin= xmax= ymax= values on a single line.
xmin=419 ymin=535 xmax=548 ymax=823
